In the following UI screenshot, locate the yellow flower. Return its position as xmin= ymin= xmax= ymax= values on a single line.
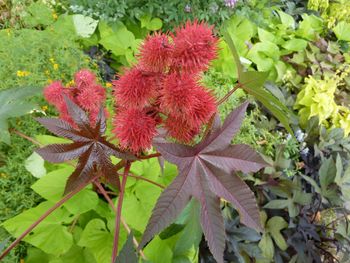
xmin=52 ymin=12 xmax=58 ymax=20
xmin=66 ymin=80 xmax=75 ymax=87
xmin=106 ymin=82 xmax=112 ymax=88
xmin=41 ymin=105 xmax=48 ymax=111
xmin=16 ymin=70 xmax=30 ymax=77
xmin=47 ymin=79 xmax=53 ymax=84
xmin=53 ymin=63 xmax=59 ymax=70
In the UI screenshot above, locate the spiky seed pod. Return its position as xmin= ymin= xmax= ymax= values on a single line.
xmin=113 ymin=107 xmax=157 ymax=153
xmin=113 ymin=67 xmax=158 ymax=108
xmin=138 ymin=33 xmax=173 ymax=73
xmin=164 ymin=114 xmax=200 ymax=143
xmin=171 ymin=20 xmax=218 ymax=73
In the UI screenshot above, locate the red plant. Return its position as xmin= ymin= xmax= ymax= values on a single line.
xmin=44 ymin=69 xmax=106 ymax=126
xmin=113 ymin=20 xmax=218 ymax=153
xmin=1 ymin=21 xmax=269 ymax=263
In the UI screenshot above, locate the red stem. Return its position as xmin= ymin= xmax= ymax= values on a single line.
xmin=138 ymin=153 xmax=161 ymax=160
xmin=93 ymin=181 xmax=146 ymax=260
xmin=0 ymin=177 xmax=96 ymax=261
xmin=111 ymin=161 xmax=131 ymax=262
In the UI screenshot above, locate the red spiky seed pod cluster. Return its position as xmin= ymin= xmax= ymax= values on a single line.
xmin=44 ymin=69 xmax=106 ymax=126
xmin=113 ymin=21 xmax=219 ymax=153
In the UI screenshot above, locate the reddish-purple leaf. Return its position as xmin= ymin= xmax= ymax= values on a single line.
xmin=139 ymin=167 xmax=192 ymax=248
xmin=201 ymin=144 xmax=266 ymax=174
xmin=36 ymin=97 xmax=135 ymax=194
xmin=197 ymin=180 xmax=225 ymax=263
xmin=36 ymin=142 xmax=91 ymax=163
xmin=142 ymin=101 xmax=267 ymax=263
xmin=202 ymin=163 xmax=262 ymax=231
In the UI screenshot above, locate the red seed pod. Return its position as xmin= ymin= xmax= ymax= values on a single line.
xmin=138 ymin=33 xmax=173 ymax=73
xmin=171 ymin=20 xmax=218 ymax=73
xmin=113 ymin=107 xmax=157 ymax=153
xmin=113 ymin=67 xmax=158 ymax=108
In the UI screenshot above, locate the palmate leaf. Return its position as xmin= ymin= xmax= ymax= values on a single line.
xmin=36 ymin=96 xmax=135 ymax=194
xmin=141 ymin=102 xmax=267 ymax=263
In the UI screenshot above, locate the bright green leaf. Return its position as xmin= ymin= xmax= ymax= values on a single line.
xmin=333 ymin=21 xmax=350 ymax=41
xmin=73 ymin=15 xmax=98 ymax=38
xmin=25 ymin=152 xmax=46 ymax=178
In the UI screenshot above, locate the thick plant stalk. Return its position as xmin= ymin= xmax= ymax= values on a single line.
xmin=93 ymin=180 xmax=146 ymax=260
xmin=0 ymin=176 xmax=97 ymax=261
xmin=111 ymin=161 xmax=131 ymax=263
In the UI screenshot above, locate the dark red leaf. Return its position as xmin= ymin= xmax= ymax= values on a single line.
xmin=141 ymin=101 xmax=267 ymax=263
xmin=36 ymin=96 xmax=135 ymax=195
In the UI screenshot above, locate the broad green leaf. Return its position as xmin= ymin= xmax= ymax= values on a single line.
xmin=25 ymin=152 xmax=46 ymax=178
xmin=0 ymin=87 xmax=41 ymax=144
xmin=319 ymin=158 xmax=336 ymax=190
xmin=173 ymin=199 xmax=202 ymax=255
xmin=264 ymin=199 xmax=288 ymax=209
xmin=282 ymin=39 xmax=308 ymax=52
xmin=258 ymin=28 xmax=277 ymax=44
xmin=144 ymin=236 xmax=173 ymax=263
xmin=35 ymin=134 xmax=71 ymax=145
xmin=258 ymin=233 xmax=274 ymax=261
xmin=140 ymin=15 xmax=163 ymax=31
xmin=78 ymin=219 xmax=121 ymax=263
xmin=73 ymin=15 xmax=98 ymax=38
xmin=99 ymin=21 xmax=135 ymax=56
xmin=31 ymin=166 xmax=99 ymax=214
xmin=122 ymin=181 xmax=162 ymax=231
xmin=333 ymin=21 xmax=350 ymax=41
xmin=297 ymin=14 xmax=324 ymax=40
xmin=239 ymin=71 xmax=294 ymax=135
xmin=222 ymin=31 xmax=244 ymax=78
xmin=2 ymin=201 xmax=73 ymax=255
xmin=23 ymin=2 xmax=54 ymax=27
xmin=277 ymin=11 xmax=295 ymax=29
xmin=266 ymin=217 xmax=288 ymax=251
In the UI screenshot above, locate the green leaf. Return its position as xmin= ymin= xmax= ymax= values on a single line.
xmin=78 ymin=219 xmax=120 ymax=263
xmin=264 ymin=199 xmax=288 ymax=209
xmin=160 ymin=224 xmax=185 ymax=240
xmin=23 ymin=2 xmax=54 ymax=27
xmin=99 ymin=21 xmax=135 ymax=56
xmin=140 ymin=15 xmax=163 ymax=31
xmin=258 ymin=28 xmax=277 ymax=44
xmin=115 ymin=233 xmax=138 ymax=263
xmin=122 ymin=181 xmax=162 ymax=231
xmin=2 ymin=201 xmax=73 ymax=255
xmin=35 ymin=135 xmax=71 ymax=145
xmin=144 ymin=236 xmax=173 ymax=263
xmin=258 ymin=233 xmax=274 ymax=261
xmin=333 ymin=21 xmax=350 ymax=41
xmin=173 ymin=199 xmax=202 ymax=255
xmin=0 ymin=87 xmax=41 ymax=144
xmin=297 ymin=14 xmax=324 ymax=40
xmin=239 ymin=71 xmax=294 ymax=135
xmin=266 ymin=217 xmax=288 ymax=251
xmin=282 ymin=39 xmax=308 ymax=52
xmin=25 ymin=152 xmax=47 ymax=178
xmin=72 ymin=15 xmax=98 ymax=38
xmin=31 ymin=166 xmax=99 ymax=214
xmin=222 ymin=30 xmax=244 ymax=78
xmin=277 ymin=11 xmax=295 ymax=29
xmin=319 ymin=158 xmax=336 ymax=190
